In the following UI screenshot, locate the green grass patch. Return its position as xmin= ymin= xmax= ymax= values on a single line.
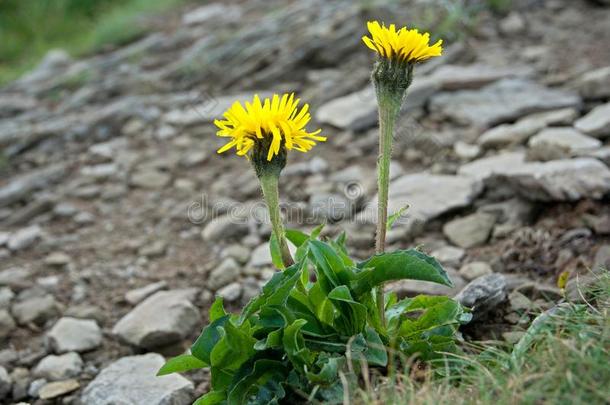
xmin=0 ymin=0 xmax=190 ymax=85
xmin=359 ymin=271 xmax=610 ymax=404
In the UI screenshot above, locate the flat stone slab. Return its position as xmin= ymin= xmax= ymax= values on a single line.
xmin=81 ymin=353 xmax=194 ymax=405
xmin=460 ymin=153 xmax=610 ymax=201
xmin=574 ymin=102 xmax=610 ymax=138
xmin=361 ymin=173 xmax=483 ymax=233
xmin=430 ymin=78 xmax=581 ymax=128
xmin=47 ymin=317 xmax=103 ymax=353
xmin=528 ymin=127 xmax=601 ymax=153
xmin=316 ymin=78 xmax=439 ymax=131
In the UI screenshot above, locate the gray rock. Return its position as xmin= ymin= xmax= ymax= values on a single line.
xmin=478 ymin=108 xmax=578 ymax=148
xmin=207 ymin=258 xmax=241 ymax=290
xmin=0 ymin=267 xmax=32 ymax=289
xmin=28 ymin=377 xmax=47 ymax=398
xmin=310 ymin=192 xmax=351 ymax=222
xmin=33 ymin=352 xmax=83 ymax=381
xmin=460 ymin=153 xmax=610 ymax=201
xmin=125 ymin=281 xmax=168 ymax=305
xmin=112 ymin=289 xmax=199 ymax=349
xmin=459 ymin=262 xmax=493 ymax=281
xmin=443 ymin=212 xmax=496 ymax=248
xmin=499 ymin=12 xmax=526 ymax=35
xmin=454 ymin=141 xmax=481 ymax=160
xmin=220 ymin=244 xmax=251 ymax=264
xmin=202 ymin=215 xmax=249 ymax=241
xmin=430 ymin=246 xmax=465 ymax=268
xmin=429 ymin=64 xmax=532 ymax=90
xmin=0 ymin=287 xmax=14 ymax=309
xmin=574 ymin=66 xmax=610 ymax=100
xmin=217 ymin=282 xmax=242 ymax=302
xmin=0 ymin=309 xmax=16 ymax=339
xmin=81 ymin=353 xmax=193 ymax=405
xmin=38 ymin=379 xmax=80 ymax=400
xmin=130 ymin=169 xmax=171 ymax=189
xmin=528 ymin=127 xmax=601 ymax=156
xmin=430 ymin=78 xmax=581 ymax=128
xmin=11 ymin=295 xmax=59 ymax=325
xmin=81 ymin=164 xmax=118 ymax=181
xmin=363 ymin=173 xmax=483 ymax=234
xmin=44 ymin=252 xmax=71 ymax=267
xmin=454 ymin=274 xmax=507 ymax=319
xmin=0 ymin=164 xmax=66 ymax=208
xmin=138 ymin=240 xmax=167 ymax=258
xmin=316 ymin=78 xmax=439 ymax=131
xmin=574 ymin=103 xmax=610 ymax=138
xmin=593 ymin=245 xmax=610 ymax=271
xmin=8 ymin=225 xmax=42 ymax=251
xmin=47 ymin=317 xmax=102 ymax=353
xmin=0 ymin=365 xmax=11 ymax=400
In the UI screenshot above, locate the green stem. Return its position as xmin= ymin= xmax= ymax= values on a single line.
xmin=375 ymin=90 xmax=401 ymax=327
xmin=259 ymin=173 xmax=294 ymax=268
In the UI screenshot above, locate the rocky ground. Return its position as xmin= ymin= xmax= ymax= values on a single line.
xmin=1 ymin=0 xmax=610 ymax=403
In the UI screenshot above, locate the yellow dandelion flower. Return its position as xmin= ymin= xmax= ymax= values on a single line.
xmin=362 ymin=21 xmax=443 ymax=63
xmin=214 ymin=93 xmax=325 ymax=161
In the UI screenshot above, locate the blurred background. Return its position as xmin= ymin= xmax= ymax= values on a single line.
xmin=0 ymin=0 xmax=609 ymax=403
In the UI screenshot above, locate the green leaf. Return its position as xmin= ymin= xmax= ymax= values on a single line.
xmin=210 ymin=321 xmax=257 ymax=389
xmin=387 ymin=205 xmax=409 ymax=230
xmin=283 ymin=319 xmax=314 ymax=372
xmin=191 ymin=315 xmax=230 ymax=364
xmin=364 ymin=327 xmax=388 ymax=366
xmin=308 ymin=240 xmax=355 ymax=292
xmin=306 ymin=353 xmax=344 ymax=384
xmin=308 ymin=282 xmax=335 ymax=327
xmin=209 ymin=297 xmax=227 ymax=323
xmin=352 ymin=249 xmax=453 ymax=297
xmin=227 ymin=359 xmax=288 ymax=404
xmin=193 ymin=390 xmax=226 ymax=405
xmin=285 ymin=228 xmax=310 ymax=247
xmin=328 ymin=285 xmax=367 ymax=336
xmin=157 ymin=354 xmax=207 ymax=376
xmin=269 ymin=233 xmax=285 ymax=270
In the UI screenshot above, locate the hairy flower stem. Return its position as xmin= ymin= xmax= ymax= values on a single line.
xmin=374 ymin=92 xmax=402 ymax=326
xmin=259 ymin=174 xmax=294 ymax=268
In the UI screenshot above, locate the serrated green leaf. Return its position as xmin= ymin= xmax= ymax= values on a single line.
xmin=387 ymin=205 xmax=409 ymax=230
xmin=285 ymin=228 xmax=310 ymax=247
xmin=269 ymin=233 xmax=285 ymax=270
xmin=308 ymin=240 xmax=355 ymax=293
xmin=352 ymin=249 xmax=453 ymax=297
xmin=210 ymin=321 xmax=256 ymax=384
xmin=157 ymin=354 xmax=207 ymax=376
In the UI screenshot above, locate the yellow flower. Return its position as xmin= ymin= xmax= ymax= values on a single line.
xmin=214 ymin=93 xmax=325 ymax=161
xmin=362 ymin=21 xmax=443 ymax=63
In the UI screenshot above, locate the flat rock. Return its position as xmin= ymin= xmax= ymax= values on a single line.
xmin=130 ymin=169 xmax=171 ymax=189
xmin=38 ymin=379 xmax=80 ymax=400
xmin=443 ymin=212 xmax=496 ymax=248
xmin=429 ymin=63 xmax=533 ymax=90
xmin=454 ymin=274 xmax=507 ymax=320
xmin=0 ymin=164 xmax=66 ymax=208
xmin=459 ymin=262 xmax=493 ymax=281
xmin=47 ymin=317 xmax=102 ymax=353
xmin=81 ymin=353 xmax=194 ymax=405
xmin=0 ymin=267 xmax=32 ymax=289
xmin=0 ymin=287 xmax=14 ymax=309
xmin=0 ymin=309 xmax=16 ymax=338
xmin=8 ymin=225 xmax=42 ymax=251
xmin=202 ymin=215 xmax=249 ymax=241
xmin=11 ymin=294 xmax=59 ymax=325
xmin=574 ymin=66 xmax=610 ymax=99
xmin=574 ymin=103 xmax=610 ymax=138
xmin=0 ymin=365 xmax=11 ymax=400
xmin=430 ymin=78 xmax=581 ymax=128
xmin=125 ymin=281 xmax=168 ymax=305
xmin=362 ymin=173 xmax=483 ymax=234
xmin=430 ymin=246 xmax=465 ymax=268
xmin=479 ymin=107 xmax=579 ymax=149
xmin=112 ymin=289 xmax=199 ymax=349
xmin=316 ymin=78 xmax=439 ymax=131
xmin=528 ymin=127 xmax=602 ymax=156
xmin=33 ymin=352 xmax=83 ymax=381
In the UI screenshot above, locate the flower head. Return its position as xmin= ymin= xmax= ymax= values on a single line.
xmin=362 ymin=21 xmax=443 ymax=64
xmin=214 ymin=93 xmax=325 ymax=162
